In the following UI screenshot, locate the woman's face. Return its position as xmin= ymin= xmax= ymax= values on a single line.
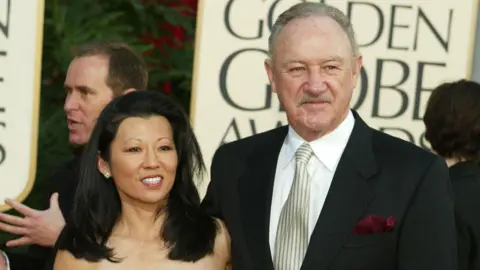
xmin=98 ymin=116 xmax=178 ymax=207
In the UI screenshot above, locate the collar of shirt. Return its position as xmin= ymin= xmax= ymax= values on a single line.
xmin=278 ymin=110 xmax=355 ymax=172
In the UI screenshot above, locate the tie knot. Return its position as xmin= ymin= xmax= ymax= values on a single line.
xmin=295 ymin=143 xmax=313 ymax=164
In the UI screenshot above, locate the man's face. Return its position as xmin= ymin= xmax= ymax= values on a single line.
xmin=64 ymin=55 xmax=114 ymax=145
xmin=265 ymin=15 xmax=362 ymax=140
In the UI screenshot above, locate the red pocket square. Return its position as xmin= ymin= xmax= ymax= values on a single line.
xmin=352 ymin=215 xmax=395 ymax=235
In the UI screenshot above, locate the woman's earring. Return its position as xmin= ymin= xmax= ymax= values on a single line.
xmin=104 ymin=172 xmax=111 ymax=179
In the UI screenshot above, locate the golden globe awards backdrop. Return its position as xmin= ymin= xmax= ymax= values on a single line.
xmin=0 ymin=0 xmax=44 ymax=211
xmin=191 ymin=0 xmax=478 ymax=196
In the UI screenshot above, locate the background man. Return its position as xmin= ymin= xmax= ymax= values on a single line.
xmin=0 ymin=40 xmax=148 ymax=270
xmin=202 ymin=3 xmax=457 ymax=270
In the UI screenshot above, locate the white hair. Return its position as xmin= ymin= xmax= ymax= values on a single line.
xmin=268 ymin=2 xmax=359 ymax=58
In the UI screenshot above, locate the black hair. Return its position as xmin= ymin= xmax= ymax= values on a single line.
xmin=58 ymin=90 xmax=218 ymax=262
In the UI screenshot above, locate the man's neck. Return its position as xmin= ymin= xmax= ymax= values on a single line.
xmin=291 ymin=109 xmax=351 ymax=142
xmin=71 ymin=144 xmax=84 ymax=157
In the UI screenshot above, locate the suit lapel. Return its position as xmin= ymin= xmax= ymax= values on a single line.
xmin=238 ymin=127 xmax=287 ymax=270
xmin=302 ymin=112 xmax=379 ymax=270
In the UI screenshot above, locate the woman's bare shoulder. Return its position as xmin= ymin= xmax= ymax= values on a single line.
xmin=54 ymin=250 xmax=97 ymax=270
xmin=213 ymin=218 xmax=231 ymax=268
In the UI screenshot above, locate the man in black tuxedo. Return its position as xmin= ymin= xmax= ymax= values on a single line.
xmin=202 ymin=2 xmax=457 ymax=270
xmin=0 ymin=41 xmax=148 ymax=270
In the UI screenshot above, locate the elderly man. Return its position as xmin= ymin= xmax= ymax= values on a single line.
xmin=202 ymin=2 xmax=457 ymax=270
xmin=0 ymin=40 xmax=148 ymax=270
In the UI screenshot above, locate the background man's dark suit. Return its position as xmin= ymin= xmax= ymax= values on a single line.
xmin=202 ymin=112 xmax=457 ymax=270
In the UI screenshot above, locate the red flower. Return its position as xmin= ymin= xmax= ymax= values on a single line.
xmin=161 ymin=81 xmax=172 ymax=94
xmin=139 ymin=0 xmax=197 ymax=94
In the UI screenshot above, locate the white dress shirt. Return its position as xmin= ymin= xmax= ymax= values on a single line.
xmin=269 ymin=111 xmax=355 ymax=256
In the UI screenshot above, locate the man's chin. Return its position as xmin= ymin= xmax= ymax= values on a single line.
xmin=67 ymin=138 xmax=86 ymax=156
xmin=68 ymin=135 xmax=88 ymax=147
xmin=304 ymin=121 xmax=331 ymax=133
xmin=298 ymin=112 xmax=332 ymax=129
xmin=293 ymin=114 xmax=337 ymax=138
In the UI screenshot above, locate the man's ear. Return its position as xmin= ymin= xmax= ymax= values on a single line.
xmin=122 ymin=88 xmax=136 ymax=95
xmin=264 ymin=59 xmax=277 ymax=93
xmin=351 ymin=55 xmax=363 ymax=89
xmin=97 ymin=153 xmax=111 ymax=178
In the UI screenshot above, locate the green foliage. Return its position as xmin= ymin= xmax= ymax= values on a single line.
xmin=42 ymin=0 xmax=196 ymax=93
xmin=0 ymin=0 xmax=196 ymax=246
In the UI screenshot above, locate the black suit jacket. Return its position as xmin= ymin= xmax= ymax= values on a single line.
xmin=449 ymin=161 xmax=480 ymax=270
xmin=202 ymin=112 xmax=457 ymax=270
xmin=4 ymin=155 xmax=80 ymax=270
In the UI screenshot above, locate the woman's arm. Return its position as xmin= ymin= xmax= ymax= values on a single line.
xmin=214 ymin=219 xmax=231 ymax=270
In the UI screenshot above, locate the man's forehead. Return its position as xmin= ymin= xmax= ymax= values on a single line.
xmin=282 ymin=15 xmax=345 ymax=35
xmin=65 ymin=56 xmax=109 ymax=83
xmin=63 ymin=82 xmax=94 ymax=92
xmin=273 ymin=15 xmax=352 ymax=57
xmin=69 ymin=55 xmax=109 ymax=71
xmin=282 ymin=55 xmax=346 ymax=64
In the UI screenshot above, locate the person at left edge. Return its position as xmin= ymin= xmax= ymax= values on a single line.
xmin=0 ymin=40 xmax=149 ymax=270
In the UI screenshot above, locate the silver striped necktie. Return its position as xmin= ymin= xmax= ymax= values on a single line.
xmin=274 ymin=142 xmax=314 ymax=270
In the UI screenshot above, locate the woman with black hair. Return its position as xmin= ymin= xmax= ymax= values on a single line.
xmin=51 ymin=90 xmax=231 ymax=269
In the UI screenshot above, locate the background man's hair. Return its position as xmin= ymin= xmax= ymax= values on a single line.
xmin=73 ymin=40 xmax=149 ymax=95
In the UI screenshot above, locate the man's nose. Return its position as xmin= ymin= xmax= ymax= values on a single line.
xmin=64 ymin=91 xmax=80 ymax=111
xmin=305 ymin=71 xmax=327 ymax=94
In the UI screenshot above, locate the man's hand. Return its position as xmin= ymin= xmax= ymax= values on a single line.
xmin=0 ymin=193 xmax=65 ymax=247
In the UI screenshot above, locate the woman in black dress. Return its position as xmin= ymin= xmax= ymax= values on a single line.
xmin=424 ymin=79 xmax=480 ymax=270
